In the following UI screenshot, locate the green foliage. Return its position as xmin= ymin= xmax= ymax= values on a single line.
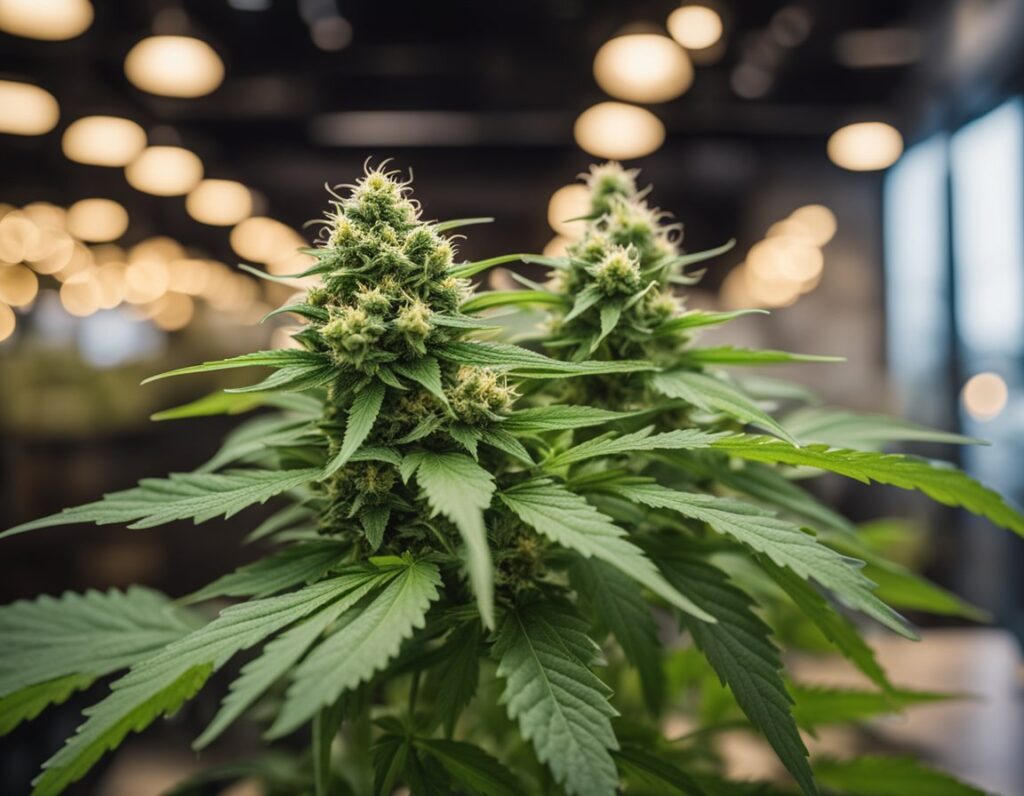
xmin=3 ymin=162 xmax=1018 ymax=796
xmin=495 ymin=600 xmax=619 ymax=796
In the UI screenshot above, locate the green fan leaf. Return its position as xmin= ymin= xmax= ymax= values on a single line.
xmin=30 ymin=577 xmax=365 ymax=796
xmin=325 ymin=381 xmax=386 ymax=475
xmin=569 ymin=558 xmax=664 ymax=712
xmin=656 ymin=553 xmax=816 ymax=796
xmin=761 ymin=560 xmax=893 ymax=692
xmin=429 ymin=622 xmax=481 ymax=737
xmin=812 ymin=756 xmax=985 ymax=796
xmin=651 ymin=369 xmax=798 ymax=444
xmin=711 ymin=435 xmax=1024 ymax=537
xmin=415 ymin=739 xmax=522 ymax=796
xmin=652 ymin=309 xmax=768 ymax=336
xmin=614 ymin=483 xmax=912 ymax=638
xmin=613 ymin=746 xmax=707 ymax=795
xmin=142 ymin=350 xmax=330 ymax=384
xmin=0 ymin=674 xmax=98 ymax=737
xmin=183 ymin=541 xmax=347 ymax=604
xmin=782 ymin=407 xmax=982 ymax=449
xmin=501 ymin=405 xmax=649 ymax=434
xmin=392 ymin=356 xmax=448 ymax=404
xmin=680 ymin=347 xmax=843 ymax=367
xmin=494 ymin=600 xmax=620 ymax=796
xmin=151 ymin=390 xmax=321 ymax=421
xmin=199 ymin=415 xmax=315 ymax=472
xmin=3 ymin=468 xmax=321 ymax=538
xmin=790 ymin=685 xmax=956 ymax=733
xmin=270 ymin=560 xmax=442 ymax=737
xmin=546 ymin=427 xmax=727 ymax=468
xmin=195 ymin=571 xmax=385 ymax=748
xmin=436 ymin=341 xmax=656 ymax=378
xmin=410 ymin=451 xmax=496 ymax=628
xmin=0 ymin=587 xmax=197 ymax=698
xmin=461 ymin=289 xmax=565 ymax=314
xmin=501 ymin=479 xmax=714 ymax=622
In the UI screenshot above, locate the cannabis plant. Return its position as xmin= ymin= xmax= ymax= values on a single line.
xmin=2 ymin=163 xmax=1016 ymax=796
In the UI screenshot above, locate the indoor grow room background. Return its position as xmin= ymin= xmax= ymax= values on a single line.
xmin=0 ymin=0 xmax=1022 ymax=793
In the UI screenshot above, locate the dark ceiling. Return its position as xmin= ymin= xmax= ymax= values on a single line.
xmin=2 ymin=0 xmax=1014 ymax=267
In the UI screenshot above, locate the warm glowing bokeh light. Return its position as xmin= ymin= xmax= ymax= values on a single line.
xmin=789 ymin=204 xmax=837 ymax=246
xmin=67 ymin=198 xmax=129 ymax=242
xmin=0 ymin=0 xmax=93 ymax=41
xmin=574 ymin=102 xmax=666 ymax=160
xmin=125 ymin=146 xmax=204 ymax=196
xmin=0 ymin=212 xmax=40 ymax=261
xmin=124 ymin=35 xmax=225 ymax=98
xmin=186 ymin=179 xmax=253 ymax=226
xmin=593 ymin=34 xmax=693 ymax=104
xmin=0 ymin=301 xmax=14 ymax=342
xmin=962 ymin=372 xmax=1009 ymax=421
xmin=667 ymin=5 xmax=724 ymax=50
xmin=0 ymin=264 xmax=39 ymax=306
xmin=0 ymin=80 xmax=59 ymax=135
xmin=150 ymin=292 xmax=194 ymax=330
xmin=547 ymin=184 xmax=591 ymax=237
xmin=62 ymin=115 xmax=147 ymax=167
xmin=59 ymin=273 xmax=102 ymax=316
xmin=827 ymin=122 xmax=903 ymax=171
xmin=230 ymin=216 xmax=298 ymax=263
xmin=124 ymin=259 xmax=170 ymax=304
xmin=27 ymin=228 xmax=75 ymax=273
xmin=543 ymin=236 xmax=572 ymax=258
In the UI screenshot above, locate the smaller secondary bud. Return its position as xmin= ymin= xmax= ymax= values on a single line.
xmin=322 ymin=305 xmax=387 ymax=367
xmin=395 ymin=298 xmax=433 ymax=353
xmin=355 ymin=284 xmax=392 ymax=314
xmin=449 ymin=366 xmax=516 ymax=424
xmin=591 ymin=246 xmax=642 ymax=297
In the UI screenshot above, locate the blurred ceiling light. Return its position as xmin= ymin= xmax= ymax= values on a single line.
xmin=574 ymin=102 xmax=665 ymax=160
xmin=775 ymin=239 xmax=823 ymax=281
xmin=789 ymin=204 xmax=837 ymax=246
xmin=667 ymin=5 xmax=723 ymax=50
xmin=168 ymin=259 xmax=212 ymax=295
xmin=836 ymin=28 xmax=925 ymax=69
xmin=543 ymin=236 xmax=572 ymax=258
xmin=150 ymin=292 xmax=194 ymax=330
xmin=745 ymin=266 xmax=802 ymax=307
xmin=60 ymin=273 xmax=102 ymax=316
xmin=0 ymin=264 xmax=39 ymax=306
xmin=770 ymin=5 xmax=813 ymax=48
xmin=131 ymin=236 xmax=185 ymax=263
xmin=230 ymin=216 xmax=296 ymax=263
xmin=125 ymin=146 xmax=204 ymax=196
xmin=21 ymin=201 xmax=66 ymax=229
xmin=124 ymin=35 xmax=224 ymax=98
xmin=0 ymin=212 xmax=40 ymax=261
xmin=67 ymin=198 xmax=129 ymax=242
xmin=53 ymin=241 xmax=94 ymax=282
xmin=730 ymin=62 xmax=772 ymax=99
xmin=0 ymin=302 xmax=14 ymax=342
xmin=0 ymin=0 xmax=93 ymax=40
xmin=0 ymin=80 xmax=59 ymax=135
xmin=186 ymin=179 xmax=253 ymax=226
xmin=593 ymin=34 xmax=693 ymax=103
xmin=124 ymin=259 xmax=170 ymax=304
xmin=827 ymin=122 xmax=903 ymax=171
xmin=547 ymin=184 xmax=591 ymax=237
xmin=961 ymin=372 xmax=1008 ymax=421
xmin=719 ymin=265 xmax=753 ymax=310
xmin=311 ymin=16 xmax=353 ymax=51
xmin=94 ymin=262 xmax=126 ymax=309
xmin=27 ymin=228 xmax=74 ymax=273
xmin=62 ymin=115 xmax=147 ymax=167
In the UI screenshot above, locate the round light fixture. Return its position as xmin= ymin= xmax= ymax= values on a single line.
xmin=62 ymin=115 xmax=147 ymax=167
xmin=0 ymin=0 xmax=93 ymax=41
xmin=547 ymin=184 xmax=591 ymax=237
xmin=827 ymin=122 xmax=903 ymax=171
xmin=593 ymin=33 xmax=693 ymax=103
xmin=230 ymin=216 xmax=297 ymax=263
xmin=961 ymin=372 xmax=1009 ymax=421
xmin=0 ymin=302 xmax=14 ymax=342
xmin=0 ymin=264 xmax=39 ymax=306
xmin=124 ymin=35 xmax=225 ymax=98
xmin=67 ymin=198 xmax=129 ymax=242
xmin=186 ymin=179 xmax=253 ymax=226
xmin=0 ymin=80 xmax=59 ymax=136
xmin=125 ymin=146 xmax=204 ymax=196
xmin=788 ymin=204 xmax=837 ymax=246
xmin=574 ymin=102 xmax=666 ymax=160
xmin=667 ymin=5 xmax=724 ymax=50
